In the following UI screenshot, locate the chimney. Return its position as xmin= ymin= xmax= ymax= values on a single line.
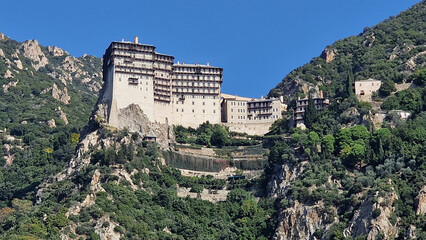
xmin=207 ymin=62 xmax=210 ymax=66
xmin=134 ymin=36 xmax=139 ymax=44
xmin=121 ymin=38 xmax=124 ymax=42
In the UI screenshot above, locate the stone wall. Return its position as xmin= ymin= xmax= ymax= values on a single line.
xmin=222 ymin=122 xmax=272 ymax=136
xmin=162 ymin=150 xmax=266 ymax=172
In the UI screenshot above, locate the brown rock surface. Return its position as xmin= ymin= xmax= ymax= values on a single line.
xmin=344 ymin=190 xmax=399 ymax=240
xmin=20 ymin=40 xmax=49 ymax=70
xmin=321 ymin=47 xmax=338 ymax=63
xmin=415 ymin=185 xmax=426 ymax=215
xmin=2 ymin=80 xmax=19 ymax=92
xmin=51 ymin=83 xmax=71 ymax=104
xmin=274 ymin=201 xmax=337 ymax=240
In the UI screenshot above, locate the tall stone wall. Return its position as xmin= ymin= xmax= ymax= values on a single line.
xmin=162 ymin=150 xmax=266 ymax=172
xmin=222 ymin=122 xmax=272 ymax=136
xmin=171 ymin=95 xmax=221 ymax=127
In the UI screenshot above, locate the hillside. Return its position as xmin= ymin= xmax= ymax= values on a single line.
xmin=0 ymin=33 xmax=102 ymax=206
xmin=268 ymin=1 xmax=425 ymax=102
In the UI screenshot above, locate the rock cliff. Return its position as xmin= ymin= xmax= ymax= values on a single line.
xmin=344 ymin=190 xmax=399 ymax=240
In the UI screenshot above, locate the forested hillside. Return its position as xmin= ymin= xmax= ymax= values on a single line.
xmin=268 ymin=1 xmax=425 ymax=102
xmin=265 ymin=1 xmax=425 ymax=239
xmin=0 ymin=34 xmax=102 ymax=208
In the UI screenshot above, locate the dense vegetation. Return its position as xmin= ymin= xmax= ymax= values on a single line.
xmin=266 ymin=2 xmax=426 ymax=238
xmin=267 ymin=110 xmax=425 ymax=239
xmin=0 ymin=37 xmax=102 ymax=208
xmin=0 ymin=131 xmax=277 ymax=239
xmin=174 ymin=122 xmax=260 ymax=147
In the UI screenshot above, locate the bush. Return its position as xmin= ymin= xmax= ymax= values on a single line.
xmin=372 ymin=208 xmax=381 ymax=218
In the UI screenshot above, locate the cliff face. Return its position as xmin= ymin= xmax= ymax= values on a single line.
xmin=268 ymin=169 xmax=406 ymax=240
xmin=274 ymin=200 xmax=337 ymax=240
xmin=344 ymin=190 xmax=399 ymax=240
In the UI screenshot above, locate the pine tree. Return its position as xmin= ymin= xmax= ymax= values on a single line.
xmin=303 ymin=94 xmax=318 ymax=129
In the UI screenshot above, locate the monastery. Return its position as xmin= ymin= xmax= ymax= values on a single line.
xmin=102 ymin=37 xmax=286 ymax=135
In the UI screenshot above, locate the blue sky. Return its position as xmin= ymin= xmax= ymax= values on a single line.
xmin=0 ymin=0 xmax=420 ymax=97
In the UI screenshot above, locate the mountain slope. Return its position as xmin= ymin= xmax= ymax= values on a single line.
xmin=0 ymin=33 xmax=102 ymax=206
xmin=265 ymin=2 xmax=426 ymax=239
xmin=268 ymin=1 xmax=425 ymax=101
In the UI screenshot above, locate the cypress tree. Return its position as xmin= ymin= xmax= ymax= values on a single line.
xmin=346 ymin=69 xmax=355 ymax=98
xmin=303 ymin=94 xmax=318 ymax=129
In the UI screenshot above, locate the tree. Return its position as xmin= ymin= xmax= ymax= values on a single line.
xmin=411 ymin=67 xmax=426 ymax=85
xmin=303 ymin=94 xmax=318 ymax=129
xmin=343 ymin=144 xmax=366 ymax=167
xmin=210 ymin=125 xmax=230 ymax=147
xmin=346 ymin=69 xmax=355 ymax=98
xmin=307 ymin=131 xmax=321 ymax=153
xmin=379 ymin=79 xmax=396 ymax=96
xmin=322 ymin=134 xmax=335 ymax=156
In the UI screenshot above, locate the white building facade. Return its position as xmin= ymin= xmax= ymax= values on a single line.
xmin=102 ymin=38 xmax=223 ymax=128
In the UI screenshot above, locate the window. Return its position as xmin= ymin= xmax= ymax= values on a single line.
xmin=203 ymin=110 xmax=205 ymax=113
xmin=203 ymin=102 xmax=205 ymax=105
xmin=176 ymin=109 xmax=179 ymax=112
xmin=192 ymin=101 xmax=195 ymax=105
xmin=192 ymin=109 xmax=194 ymax=113
xmin=182 ymin=109 xmax=184 ymax=112
xmin=128 ymin=77 xmax=139 ymax=85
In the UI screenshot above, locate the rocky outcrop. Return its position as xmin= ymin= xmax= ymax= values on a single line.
xmin=94 ymin=215 xmax=121 ymax=240
xmin=20 ymin=40 xmax=49 ymax=70
xmin=47 ymin=46 xmax=67 ymax=56
xmin=52 ymin=83 xmax=70 ymax=104
xmin=116 ymin=104 xmax=173 ymax=149
xmin=405 ymin=50 xmax=426 ymax=72
xmin=62 ymin=56 xmax=81 ymax=73
xmin=46 ymin=119 xmax=56 ymax=128
xmin=321 ymin=47 xmax=338 ymax=63
xmin=0 ymin=32 xmax=6 ymax=40
xmin=344 ymin=190 xmax=399 ymax=240
xmin=3 ymin=144 xmax=15 ymax=167
xmin=405 ymin=225 xmax=416 ymax=240
xmin=267 ymin=162 xmax=305 ymax=198
xmin=93 ymin=103 xmax=173 ymax=149
xmin=274 ymin=201 xmax=337 ymax=240
xmin=3 ymin=69 xmax=14 ymax=79
xmin=42 ymin=84 xmax=71 ymax=104
xmin=415 ymin=185 xmax=426 ymax=215
xmin=362 ymin=32 xmax=376 ymax=48
xmin=57 ymin=107 xmax=69 ymax=125
xmin=11 ymin=50 xmax=23 ymax=70
xmin=2 ymin=80 xmax=19 ymax=92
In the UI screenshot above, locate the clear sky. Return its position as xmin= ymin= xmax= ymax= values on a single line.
xmin=0 ymin=0 xmax=420 ymax=98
